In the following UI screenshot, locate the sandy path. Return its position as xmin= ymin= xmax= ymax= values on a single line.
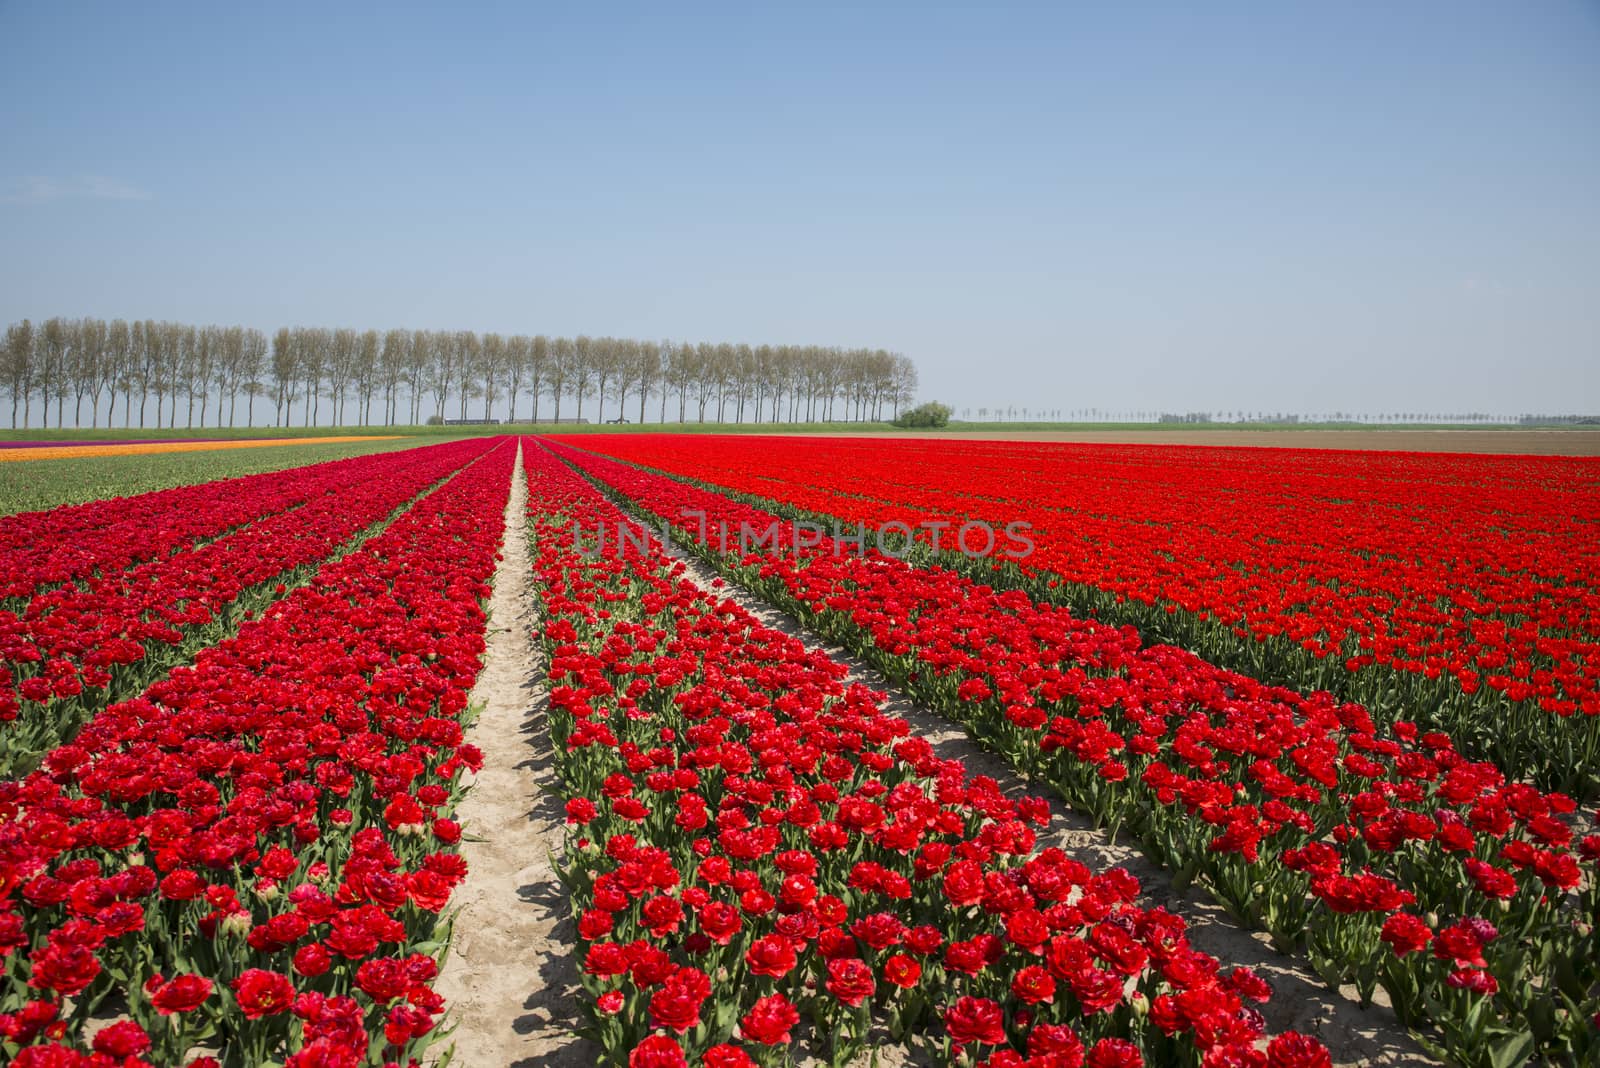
xmin=651 ymin=542 xmax=1440 ymax=1068
xmin=435 ymin=444 xmax=595 ymax=1067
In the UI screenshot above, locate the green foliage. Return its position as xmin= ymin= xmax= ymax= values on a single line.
xmin=892 ymin=401 xmax=953 ymax=428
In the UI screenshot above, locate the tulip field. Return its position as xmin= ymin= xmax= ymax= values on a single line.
xmin=550 ymin=437 xmax=1600 ymax=796
xmin=2 ymin=439 xmax=507 ymax=1067
xmin=1 ymin=434 xmax=1596 ymax=1068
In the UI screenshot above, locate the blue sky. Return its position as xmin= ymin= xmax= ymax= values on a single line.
xmin=2 ymin=1 xmax=1596 ymax=416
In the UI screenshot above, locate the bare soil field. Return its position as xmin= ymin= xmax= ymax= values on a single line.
xmin=848 ymin=428 xmax=1600 ymax=455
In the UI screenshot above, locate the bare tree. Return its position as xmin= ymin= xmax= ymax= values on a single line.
xmin=423 ymin=332 xmax=452 ymax=422
xmin=774 ymin=345 xmax=799 ymax=423
xmin=731 ymin=343 xmax=753 ymax=423
xmin=823 ymin=348 xmax=847 ymax=421
xmin=130 ymin=321 xmax=154 ymax=428
xmin=479 ymin=333 xmax=506 ymax=421
xmin=69 ymin=318 xmax=106 ymax=427
xmin=453 ymin=330 xmax=480 ymax=421
xmin=890 ymin=352 xmax=917 ymax=418
xmin=189 ymin=326 xmax=217 ymax=427
xmin=1 ymin=317 xmax=924 ymax=429
xmin=326 ymin=327 xmax=358 ymax=426
xmin=571 ymin=335 xmax=594 ymax=422
xmin=609 ymin=338 xmax=637 ymax=422
xmin=103 ymin=319 xmax=131 ymax=427
xmin=37 ymin=317 xmax=74 ymax=428
xmin=271 ymin=327 xmax=296 ymax=427
xmin=213 ymin=326 xmax=240 ymax=427
xmin=591 ymin=336 xmax=621 ymax=424
xmin=668 ymin=342 xmax=697 ymax=423
xmin=865 ymin=348 xmax=895 ymax=420
xmin=656 ymin=340 xmax=672 ymax=424
xmin=355 ymin=329 xmax=379 ymax=425
xmin=238 ymin=329 xmax=266 ymax=426
xmin=4 ymin=320 xmax=34 ymax=428
xmin=376 ymin=329 xmax=405 ymax=426
xmin=171 ymin=325 xmax=193 ymax=427
xmin=748 ymin=344 xmax=771 ymax=423
xmin=712 ymin=342 xmax=735 ymax=421
xmin=631 ymin=338 xmax=661 ymax=424
xmin=406 ymin=330 xmax=431 ymax=425
xmin=693 ymin=343 xmax=718 ymax=422
xmin=544 ymin=336 xmax=572 ymax=422
xmin=147 ymin=321 xmax=179 ymax=428
xmin=300 ymin=327 xmax=330 ymax=427
xmin=504 ymin=335 xmax=529 ymax=423
xmin=221 ymin=327 xmax=250 ymax=426
xmin=172 ymin=325 xmax=193 ymax=427
xmin=526 ymin=334 xmax=549 ymax=423
xmin=419 ymin=331 xmax=444 ymax=422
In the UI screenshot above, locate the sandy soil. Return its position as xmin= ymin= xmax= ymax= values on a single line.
xmin=655 ymin=543 xmax=1440 ymax=1068
xmin=435 ymin=444 xmax=595 ymax=1067
xmin=819 ymin=428 xmax=1600 ymax=456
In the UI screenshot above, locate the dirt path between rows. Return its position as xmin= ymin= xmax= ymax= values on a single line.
xmin=655 ymin=547 xmax=1440 ymax=1068
xmin=435 ymin=444 xmax=594 ymax=1067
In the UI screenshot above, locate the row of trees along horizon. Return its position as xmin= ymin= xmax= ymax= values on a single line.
xmin=1 ymin=318 xmax=918 ymax=430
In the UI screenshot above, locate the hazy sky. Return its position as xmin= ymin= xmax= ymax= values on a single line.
xmin=2 ymin=1 xmax=1596 ymax=416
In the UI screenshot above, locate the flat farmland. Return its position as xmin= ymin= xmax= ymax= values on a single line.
xmin=8 ymin=4 xmax=1594 ymax=1063
xmin=2 ymin=433 xmax=1594 ymax=1068
xmin=0 ymin=435 xmax=464 ymax=516
xmin=853 ymin=428 xmax=1600 ymax=455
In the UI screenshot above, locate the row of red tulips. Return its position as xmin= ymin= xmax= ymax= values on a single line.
xmin=547 ymin=441 xmax=1600 ymax=1068
xmin=0 ymin=446 xmax=452 ymax=601
xmin=552 ymin=435 xmax=1600 ymax=796
xmin=0 ymin=441 xmax=513 ymax=1067
xmin=522 ymin=440 xmax=1331 ymax=1068
xmin=0 ymin=440 xmax=497 ymax=777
